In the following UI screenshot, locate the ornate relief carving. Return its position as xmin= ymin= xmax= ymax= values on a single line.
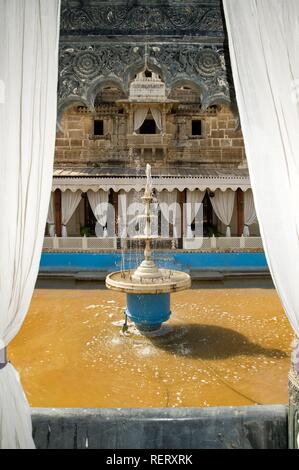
xmin=58 ymin=43 xmax=232 ymax=107
xmin=58 ymin=45 xmax=144 ymax=101
xmin=148 ymin=44 xmax=231 ymax=103
xmin=60 ymin=4 xmax=223 ymax=36
xmin=195 ymin=49 xmax=222 ymax=76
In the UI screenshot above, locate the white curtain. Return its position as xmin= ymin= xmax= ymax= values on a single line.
xmin=223 ymin=0 xmax=299 ymax=339
xmin=209 ymin=190 xmax=235 ymax=237
xmin=186 ymin=190 xmax=205 ymax=238
xmin=87 ymin=190 xmax=109 ymax=231
xmin=61 ymin=190 xmax=82 ymax=237
xmin=0 ymin=0 xmax=60 ymax=449
xmin=126 ymin=190 xmax=143 ymax=236
xmin=243 ymin=189 xmax=257 ymax=237
xmin=47 ymin=193 xmax=55 ymax=237
xmin=158 ymin=190 xmax=179 ymax=238
xmin=133 ymin=107 xmax=149 ymax=132
xmin=150 ymin=107 xmax=162 ymax=132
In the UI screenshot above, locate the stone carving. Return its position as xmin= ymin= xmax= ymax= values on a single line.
xmin=60 ymin=4 xmax=224 ymax=36
xmin=195 ymin=49 xmax=222 ymax=76
xmin=58 ymin=45 xmax=144 ymax=101
xmin=73 ymin=51 xmax=99 ymax=80
xmin=58 ymin=43 xmax=232 ymax=108
xmin=289 ymin=369 xmax=299 ymax=448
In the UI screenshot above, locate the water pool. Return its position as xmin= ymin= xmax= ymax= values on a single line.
xmin=10 ymin=285 xmax=292 ymax=408
xmin=40 ymin=251 xmax=268 ymax=273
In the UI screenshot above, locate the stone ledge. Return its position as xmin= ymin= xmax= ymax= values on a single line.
xmin=31 ymin=405 xmax=288 ymax=449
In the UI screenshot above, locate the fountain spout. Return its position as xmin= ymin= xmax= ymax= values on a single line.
xmin=105 ymin=164 xmax=191 ymax=333
xmin=144 ymin=163 xmax=152 ymax=198
xmin=132 ymin=164 xmax=161 ymax=282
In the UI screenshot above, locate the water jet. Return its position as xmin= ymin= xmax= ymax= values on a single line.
xmin=106 ymin=164 xmax=191 ymax=332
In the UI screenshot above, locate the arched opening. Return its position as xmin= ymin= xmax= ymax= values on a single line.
xmin=169 ymin=81 xmax=202 ymax=104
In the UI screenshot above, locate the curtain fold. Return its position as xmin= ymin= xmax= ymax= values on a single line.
xmin=0 ymin=0 xmax=60 ymax=448
xmin=223 ymin=0 xmax=299 ymax=337
xmin=61 ymin=190 xmax=82 ymax=237
xmin=158 ymin=190 xmax=179 ymax=238
xmin=243 ymin=189 xmax=257 ymax=237
xmin=150 ymin=107 xmax=162 ymax=132
xmin=118 ymin=190 xmax=127 ymax=238
xmin=186 ymin=189 xmax=205 ymax=238
xmin=87 ymin=190 xmax=109 ymax=231
xmin=209 ymin=190 xmax=235 ymax=237
xmin=47 ymin=192 xmax=55 ymax=237
xmin=133 ymin=107 xmax=149 ymax=132
xmin=126 ymin=190 xmax=144 ymax=236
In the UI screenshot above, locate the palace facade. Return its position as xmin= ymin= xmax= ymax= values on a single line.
xmin=46 ymin=0 xmax=260 ymax=251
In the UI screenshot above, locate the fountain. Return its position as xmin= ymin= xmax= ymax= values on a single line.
xmin=106 ymin=164 xmax=191 ymax=332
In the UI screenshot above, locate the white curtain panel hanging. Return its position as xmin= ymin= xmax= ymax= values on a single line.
xmin=158 ymin=190 xmax=179 ymax=238
xmin=186 ymin=189 xmax=205 ymax=238
xmin=118 ymin=190 xmax=128 ymax=238
xmin=126 ymin=190 xmax=144 ymax=237
xmin=87 ymin=190 xmax=109 ymax=229
xmin=61 ymin=190 xmax=82 ymax=237
xmin=150 ymin=107 xmax=162 ymax=132
xmin=47 ymin=193 xmax=55 ymax=237
xmin=0 ymin=0 xmax=60 ymax=449
xmin=243 ymin=189 xmax=257 ymax=237
xmin=223 ymin=0 xmax=299 ymax=337
xmin=209 ymin=189 xmax=235 ymax=237
xmin=133 ymin=107 xmax=149 ymax=132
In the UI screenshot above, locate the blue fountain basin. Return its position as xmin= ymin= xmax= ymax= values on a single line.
xmin=126 ymin=293 xmax=171 ymax=332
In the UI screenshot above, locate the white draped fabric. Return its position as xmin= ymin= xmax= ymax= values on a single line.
xmin=150 ymin=107 xmax=162 ymax=132
xmin=0 ymin=0 xmax=60 ymax=449
xmin=223 ymin=0 xmax=299 ymax=337
xmin=209 ymin=190 xmax=235 ymax=237
xmin=133 ymin=107 xmax=163 ymax=133
xmin=186 ymin=190 xmax=205 ymax=238
xmin=125 ymin=190 xmax=144 ymax=237
xmin=133 ymin=107 xmax=149 ymax=132
xmin=61 ymin=190 xmax=82 ymax=237
xmin=243 ymin=190 xmax=257 ymax=237
xmin=87 ymin=190 xmax=109 ymax=229
xmin=47 ymin=193 xmax=55 ymax=237
xmin=158 ymin=190 xmax=179 ymax=238
xmin=118 ymin=190 xmax=127 ymax=238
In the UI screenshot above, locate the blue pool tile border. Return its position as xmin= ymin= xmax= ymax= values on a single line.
xmin=40 ymin=251 xmax=268 ymax=273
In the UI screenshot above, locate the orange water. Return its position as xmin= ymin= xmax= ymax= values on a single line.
xmin=9 ymin=287 xmax=293 ymax=408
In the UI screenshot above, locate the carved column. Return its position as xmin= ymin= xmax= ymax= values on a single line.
xmin=289 ymin=340 xmax=299 ymax=449
xmin=54 ymin=189 xmax=62 ymax=237
xmin=162 ymin=103 xmax=167 ymax=134
xmin=128 ymin=104 xmax=134 ymax=135
xmin=289 ymin=371 xmax=299 ymax=448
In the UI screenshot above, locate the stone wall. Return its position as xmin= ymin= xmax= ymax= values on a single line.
xmin=55 ymin=104 xmax=246 ymax=169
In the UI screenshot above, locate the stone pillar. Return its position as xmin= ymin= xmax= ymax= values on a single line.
xmin=289 ymin=340 xmax=299 ymax=449
xmin=128 ymin=105 xmax=134 ymax=135
xmin=162 ymin=103 xmax=166 ymax=134
xmin=237 ymin=189 xmax=244 ymax=237
xmin=54 ymin=189 xmax=62 ymax=237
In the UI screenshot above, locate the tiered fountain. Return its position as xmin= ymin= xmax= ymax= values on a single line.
xmin=106 ymin=164 xmax=191 ymax=332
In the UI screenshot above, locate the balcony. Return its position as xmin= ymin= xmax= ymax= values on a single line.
xmin=127 ymin=133 xmax=171 ymax=148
